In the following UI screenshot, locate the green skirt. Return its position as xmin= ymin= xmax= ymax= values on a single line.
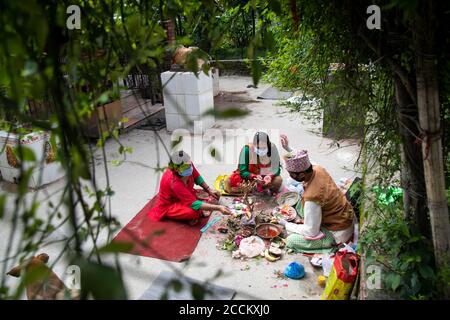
xmin=287 ymin=199 xmax=337 ymax=254
xmin=286 ymin=228 xmax=337 ymax=254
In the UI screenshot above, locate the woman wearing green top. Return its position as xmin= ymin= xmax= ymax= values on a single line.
xmin=225 ymin=132 xmax=282 ymax=194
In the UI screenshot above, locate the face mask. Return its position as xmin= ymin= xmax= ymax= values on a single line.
xmin=179 ymin=165 xmax=193 ymax=177
xmin=290 ymin=172 xmax=306 ymax=182
xmin=255 ymin=146 xmax=268 ymax=156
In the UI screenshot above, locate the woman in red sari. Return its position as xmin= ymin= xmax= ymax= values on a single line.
xmin=148 ymin=150 xmax=231 ymax=223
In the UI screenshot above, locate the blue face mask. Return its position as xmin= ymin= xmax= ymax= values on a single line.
xmin=255 ymin=146 xmax=268 ymax=156
xmin=179 ymin=165 xmax=193 ymax=177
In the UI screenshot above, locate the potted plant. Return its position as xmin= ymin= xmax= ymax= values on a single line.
xmin=0 ymin=120 xmax=64 ymax=188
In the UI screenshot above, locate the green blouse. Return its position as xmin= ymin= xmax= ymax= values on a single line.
xmin=238 ymin=144 xmax=281 ymax=179
xmin=190 ymin=175 xmax=205 ymax=210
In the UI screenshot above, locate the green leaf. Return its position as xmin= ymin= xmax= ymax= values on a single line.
xmin=251 ymin=59 xmax=262 ymax=87
xmin=419 ymin=265 xmax=434 ymax=279
xmin=268 ymin=0 xmax=282 ymax=14
xmin=410 ymin=273 xmax=421 ymax=292
xmin=407 ymin=235 xmax=421 ymax=243
xmin=22 ymin=264 xmax=51 ymax=287
xmin=152 ymin=229 xmax=165 ymax=237
xmin=98 ymin=92 xmax=109 ymax=105
xmin=203 ymin=108 xmax=250 ymax=119
xmin=171 ymin=279 xmax=183 ymax=293
xmin=98 ymin=242 xmax=134 ymax=254
xmin=191 ymin=283 xmax=205 ymax=300
xmin=391 ymin=274 xmax=402 ymax=291
xmin=18 ymin=168 xmax=34 ymax=196
xmin=22 ymin=61 xmax=38 ymax=77
xmin=186 ymin=53 xmax=199 ymax=74
xmin=105 ymin=187 xmax=115 ymax=196
xmin=111 ymin=159 xmax=122 ymax=166
xmin=401 ymin=225 xmax=410 ymax=238
xmin=15 ymin=146 xmax=36 ymax=162
xmin=0 ymin=195 xmax=6 ymax=219
xmin=73 ymin=257 xmax=128 ymax=300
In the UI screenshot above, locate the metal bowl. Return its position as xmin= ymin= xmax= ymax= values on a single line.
xmin=273 ymin=206 xmax=298 ymax=222
xmin=277 ymin=191 xmax=300 ymax=207
xmin=255 ymin=223 xmax=282 ymax=239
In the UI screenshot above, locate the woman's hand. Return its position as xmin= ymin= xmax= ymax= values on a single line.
xmin=256 ymin=175 xmax=264 ymax=183
xmin=263 ymin=175 xmax=272 ymax=186
xmin=208 ymin=188 xmax=221 ymax=200
xmin=218 ymin=205 xmax=232 ymax=215
xmin=280 ymin=134 xmax=292 ymax=152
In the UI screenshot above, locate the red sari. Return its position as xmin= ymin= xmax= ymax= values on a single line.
xmin=147 ymin=164 xmax=203 ymax=221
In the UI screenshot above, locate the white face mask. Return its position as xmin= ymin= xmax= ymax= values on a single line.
xmin=255 ymin=146 xmax=268 ymax=156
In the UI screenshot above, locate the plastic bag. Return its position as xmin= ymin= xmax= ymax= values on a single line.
xmin=238 ymin=236 xmax=265 ymax=258
xmin=322 ymin=254 xmax=334 ymax=277
xmin=321 ymin=250 xmax=359 ymax=300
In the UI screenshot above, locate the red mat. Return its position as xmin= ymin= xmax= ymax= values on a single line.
xmin=112 ymin=196 xmax=209 ymax=262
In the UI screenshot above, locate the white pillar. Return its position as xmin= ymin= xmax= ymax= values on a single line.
xmin=161 ymin=70 xmax=215 ymax=134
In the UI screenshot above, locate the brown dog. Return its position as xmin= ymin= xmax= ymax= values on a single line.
xmin=7 ymin=253 xmax=79 ymax=300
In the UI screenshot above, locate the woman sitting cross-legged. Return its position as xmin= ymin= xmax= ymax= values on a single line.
xmin=147 ymin=150 xmax=231 ymax=224
xmin=225 ymin=132 xmax=282 ymax=195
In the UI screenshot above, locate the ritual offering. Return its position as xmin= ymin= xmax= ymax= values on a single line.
xmin=228 ymin=201 xmax=248 ymax=217
xmin=255 ymin=223 xmax=282 ymax=239
xmin=217 ymin=226 xmax=229 ymax=234
xmin=272 ymin=205 xmax=297 ymax=221
xmin=264 ymin=249 xmax=281 ymax=262
xmin=264 ymin=242 xmax=283 ymax=262
xmin=277 ymin=191 xmax=300 ymax=207
xmin=239 ymin=225 xmax=255 ymax=238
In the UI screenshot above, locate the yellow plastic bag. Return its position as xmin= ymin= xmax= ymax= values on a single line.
xmin=214 ymin=175 xmax=244 ymax=196
xmin=321 ymin=250 xmax=359 ymax=300
xmin=214 ymin=175 xmax=230 ymax=195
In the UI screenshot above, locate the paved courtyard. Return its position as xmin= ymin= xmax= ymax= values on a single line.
xmin=0 ymin=76 xmax=360 ymax=300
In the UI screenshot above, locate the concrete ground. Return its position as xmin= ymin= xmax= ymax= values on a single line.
xmin=0 ymin=76 xmax=360 ymax=300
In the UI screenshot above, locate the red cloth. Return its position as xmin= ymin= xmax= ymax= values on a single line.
xmin=147 ymin=164 xmax=202 ymax=221
xmin=112 ymin=196 xmax=210 ymax=262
